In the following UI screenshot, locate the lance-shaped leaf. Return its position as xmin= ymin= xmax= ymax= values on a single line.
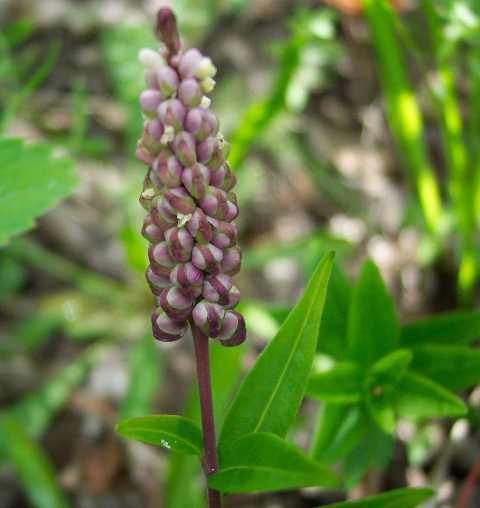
xmin=210 ymin=432 xmax=340 ymax=493
xmin=307 ymin=362 xmax=364 ymax=404
xmin=0 ymin=416 xmax=70 ymax=508
xmin=0 ymin=138 xmax=77 ymax=245
xmin=219 ymin=253 xmax=334 ymax=447
xmin=321 ymin=486 xmax=434 ymax=508
xmin=392 ymin=372 xmax=467 ymax=420
xmin=311 ymin=404 xmax=368 ymax=463
xmin=400 ymin=310 xmax=480 ymax=347
xmin=347 ymin=260 xmax=399 ymax=367
xmin=116 ymin=415 xmax=202 ymax=455
xmin=410 ymin=345 xmax=480 ymax=391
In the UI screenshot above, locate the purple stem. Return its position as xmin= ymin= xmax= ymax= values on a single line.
xmin=191 ymin=324 xmax=223 ymax=508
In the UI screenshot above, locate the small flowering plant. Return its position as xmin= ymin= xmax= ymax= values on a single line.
xmin=116 ymin=8 xmax=439 ymax=508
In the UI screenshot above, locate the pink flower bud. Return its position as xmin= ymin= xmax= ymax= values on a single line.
xmin=152 ymin=155 xmax=183 ymax=187
xmin=164 ymin=187 xmax=196 ymax=214
xmin=170 ymin=262 xmax=204 ymax=288
xmin=211 ymin=221 xmax=237 ymax=248
xmin=158 ymin=99 xmax=186 ymax=131
xmin=192 ymin=243 xmax=223 ymax=272
xmin=145 ymin=266 xmax=171 ymax=295
xmin=164 ymin=226 xmax=194 ymax=262
xmin=139 ymin=187 xmax=157 ymax=211
xmin=146 ymin=119 xmax=165 ymax=142
xmin=148 ymin=242 xmax=175 ymax=268
xmin=178 ymin=78 xmax=202 ymax=107
xmin=157 ymin=66 xmax=179 ymax=97
xmin=159 ymin=287 xmax=194 ymax=321
xmin=199 ymin=187 xmax=230 ymax=219
xmin=178 ymin=48 xmax=204 ymax=78
xmin=218 ymin=311 xmax=246 ymax=346
xmin=185 ymin=108 xmax=218 ymax=142
xmin=155 ymin=195 xmax=178 ymax=222
xmin=136 ymin=143 xmax=155 ymax=166
xmin=172 ymin=132 xmax=197 ymax=167
xmin=181 ymin=163 xmax=210 ymax=199
xmin=140 ymin=90 xmax=164 ymax=116
xmin=151 ymin=309 xmax=184 ymax=342
xmin=209 ymin=139 xmax=231 ymax=171
xmin=209 ymin=163 xmax=236 ymax=191
xmin=142 ymin=214 xmax=165 ymax=243
xmin=220 ymin=246 xmax=241 ymax=275
xmin=196 ymin=137 xmax=216 ymax=164
xmin=186 ymin=208 xmax=212 ymax=243
xmin=192 ymin=301 xmax=225 ymax=338
xmin=203 ymin=274 xmax=233 ymax=305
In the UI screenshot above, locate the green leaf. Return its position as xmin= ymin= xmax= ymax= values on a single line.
xmin=311 ymin=404 xmax=368 ymax=463
xmin=347 ymin=260 xmax=399 ymax=367
xmin=322 ymin=487 xmax=435 ymax=508
xmin=410 ymin=345 xmax=480 ymax=391
xmin=0 ymin=138 xmax=77 ymax=245
xmin=369 ymin=349 xmax=412 ymax=389
xmin=120 ymin=335 xmax=160 ymax=419
xmin=343 ymin=422 xmax=394 ymax=488
xmin=116 ymin=415 xmax=203 ymax=455
xmin=366 ymin=392 xmax=396 ymax=434
xmin=307 ymin=362 xmax=364 ymax=403
xmin=8 ymin=344 xmax=105 ymax=438
xmin=0 ymin=416 xmax=70 ymax=508
xmin=392 ymin=372 xmax=467 ymax=420
xmin=401 ymin=310 xmax=480 ymax=347
xmin=318 ymin=262 xmax=351 ymax=359
xmin=210 ymin=432 xmax=340 ymax=493
xmin=219 ymin=252 xmax=334 ymax=447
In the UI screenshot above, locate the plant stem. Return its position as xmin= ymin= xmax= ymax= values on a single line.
xmin=191 ymin=324 xmax=223 ymax=508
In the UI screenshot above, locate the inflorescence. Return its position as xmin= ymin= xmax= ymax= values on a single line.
xmin=136 ymin=8 xmax=245 ymax=347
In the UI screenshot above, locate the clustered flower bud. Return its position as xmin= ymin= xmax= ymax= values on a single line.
xmin=137 ymin=8 xmax=245 ymax=347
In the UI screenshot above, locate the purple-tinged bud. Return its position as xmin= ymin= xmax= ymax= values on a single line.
xmin=159 ymin=287 xmax=194 ymax=321
xmin=196 ymin=137 xmax=216 ymax=164
xmin=140 ymin=90 xmax=164 ymax=116
xmin=157 ymin=66 xmax=179 ymax=97
xmin=155 ymin=7 xmax=181 ymax=56
xmin=211 ymin=220 xmax=237 ymax=248
xmin=164 ymin=226 xmax=194 ymax=262
xmin=136 ymin=143 xmax=155 ymax=166
xmin=150 ymin=207 xmax=175 ymax=230
xmin=158 ymin=99 xmax=186 ymax=131
xmin=139 ymin=48 xmax=165 ymax=70
xmin=170 ymin=262 xmax=203 ymax=288
xmin=225 ymin=286 xmax=241 ymax=308
xmin=142 ymin=214 xmax=165 ymax=243
xmin=192 ymin=301 xmax=225 ymax=338
xmin=148 ymin=242 xmax=175 ymax=268
xmin=178 ymin=78 xmax=202 ymax=107
xmin=220 ymin=246 xmax=241 ymax=275
xmin=146 ymin=266 xmax=171 ymax=295
xmin=186 ymin=208 xmax=212 ymax=243
xmin=218 ymin=311 xmax=246 ymax=346
xmin=210 ymin=163 xmax=236 ymax=191
xmin=145 ymin=119 xmax=165 ymax=143
xmin=194 ymin=57 xmax=217 ymax=80
xmin=181 ymin=163 xmax=210 ymax=199
xmin=172 ymin=132 xmax=197 ymax=167
xmin=209 ymin=138 xmax=231 ymax=170
xmin=152 ymin=155 xmax=183 ymax=187
xmin=192 ymin=243 xmax=223 ymax=272
xmin=155 ymin=195 xmax=178 ymax=222
xmin=144 ymin=69 xmax=159 ymax=89
xmin=151 ymin=309 xmax=184 ymax=342
xmin=164 ymin=187 xmax=196 ymax=214
xmin=178 ymin=48 xmax=203 ymax=78
xmin=203 ymin=274 xmax=233 ymax=305
xmin=199 ymin=187 xmax=230 ymax=219
xmin=185 ymin=108 xmax=218 ymax=142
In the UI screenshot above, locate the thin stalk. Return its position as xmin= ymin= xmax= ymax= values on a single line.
xmin=191 ymin=324 xmax=223 ymax=508
xmin=422 ymin=0 xmax=476 ymax=306
xmin=362 ymin=0 xmax=444 ymax=235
